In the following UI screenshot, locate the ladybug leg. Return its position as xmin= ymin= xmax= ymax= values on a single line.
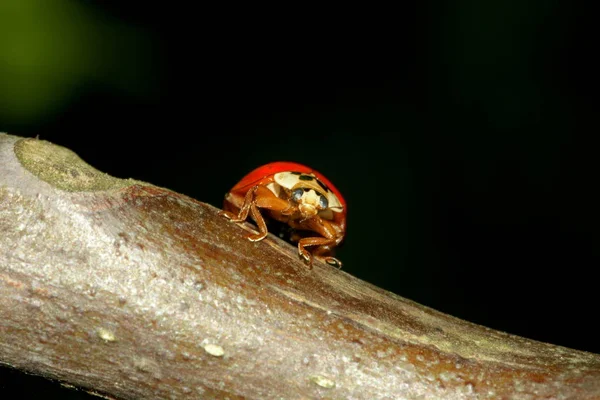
xmin=296 ymin=237 xmax=340 ymax=269
xmin=312 ymin=245 xmax=343 ymax=269
xmin=322 ymin=257 xmax=342 ymax=269
xmin=248 ymin=188 xmax=297 ymax=241
xmin=291 ymin=217 xmax=344 ymax=269
xmin=245 ymin=201 xmax=269 ymax=241
xmin=221 ymin=185 xmax=292 ymax=242
xmin=220 ymin=187 xmax=256 ymax=223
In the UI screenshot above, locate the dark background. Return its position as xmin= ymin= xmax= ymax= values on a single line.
xmin=1 ymin=1 xmax=598 ymax=398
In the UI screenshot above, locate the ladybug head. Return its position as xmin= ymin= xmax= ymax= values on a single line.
xmin=290 ymin=187 xmax=328 ymax=218
xmin=274 ymin=171 xmax=343 ymax=219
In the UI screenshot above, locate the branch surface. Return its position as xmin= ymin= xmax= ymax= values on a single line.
xmin=1 ymin=133 xmax=599 ymax=400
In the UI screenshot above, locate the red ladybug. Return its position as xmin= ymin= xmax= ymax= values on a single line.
xmin=220 ymin=161 xmax=346 ymax=269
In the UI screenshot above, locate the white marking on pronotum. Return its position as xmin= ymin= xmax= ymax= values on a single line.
xmin=273 ymin=171 xmax=306 ymax=190
xmin=265 ymin=181 xmax=281 ymax=197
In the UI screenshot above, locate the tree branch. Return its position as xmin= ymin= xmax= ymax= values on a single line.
xmin=1 ymin=132 xmax=599 ymax=399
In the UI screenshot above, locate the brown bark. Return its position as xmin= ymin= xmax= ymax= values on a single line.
xmin=1 ymin=132 xmax=599 ymax=400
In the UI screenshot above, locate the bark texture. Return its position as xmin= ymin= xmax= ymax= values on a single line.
xmin=1 ymin=132 xmax=599 ymax=399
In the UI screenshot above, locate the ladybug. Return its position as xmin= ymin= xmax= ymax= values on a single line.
xmin=220 ymin=161 xmax=347 ymax=269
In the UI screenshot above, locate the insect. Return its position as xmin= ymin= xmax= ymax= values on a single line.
xmin=220 ymin=161 xmax=346 ymax=269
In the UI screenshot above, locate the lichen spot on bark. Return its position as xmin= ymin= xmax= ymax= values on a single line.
xmin=14 ymin=137 xmax=142 ymax=192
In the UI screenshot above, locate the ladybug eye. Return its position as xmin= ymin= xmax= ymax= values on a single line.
xmin=319 ymin=195 xmax=329 ymax=209
xmin=291 ymin=188 xmax=304 ymax=202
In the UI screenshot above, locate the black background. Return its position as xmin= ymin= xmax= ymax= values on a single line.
xmin=1 ymin=1 xmax=598 ymax=398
